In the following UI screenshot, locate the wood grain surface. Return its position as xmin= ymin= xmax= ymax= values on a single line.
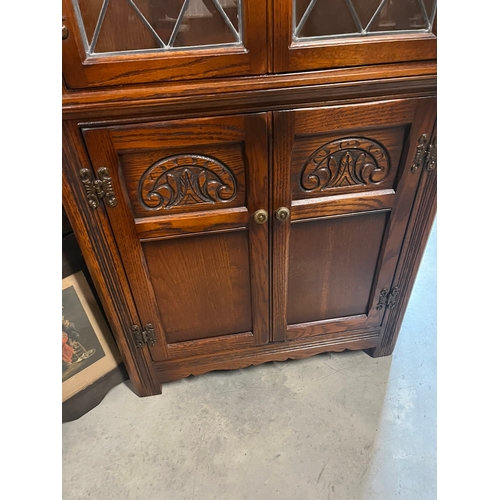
xmin=62 ymin=3 xmax=437 ymax=395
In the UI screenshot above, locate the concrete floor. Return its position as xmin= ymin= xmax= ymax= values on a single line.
xmin=62 ymin=221 xmax=436 ymax=500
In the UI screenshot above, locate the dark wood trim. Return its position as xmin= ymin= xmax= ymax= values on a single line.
xmin=291 ymin=192 xmax=394 ymax=220
xmin=167 ymin=332 xmax=255 ymax=360
xmin=271 ymin=110 xmax=294 ymax=342
xmin=63 ymin=120 xmax=161 ymax=396
xmin=81 ymin=127 xmax=170 ymax=363
xmin=369 ymin=121 xmax=437 ymax=358
xmin=283 ymin=39 xmax=436 ymax=74
xmin=62 ymin=63 xmax=437 ymax=121
xmin=63 ymin=63 xmax=437 ymax=108
xmin=245 ymin=113 xmax=271 ymax=346
xmin=153 ymin=329 xmax=380 ymax=382
xmin=135 ymin=208 xmax=249 ymax=240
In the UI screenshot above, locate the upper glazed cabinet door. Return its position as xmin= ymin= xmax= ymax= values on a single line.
xmin=62 ymin=0 xmax=267 ymax=88
xmin=274 ymin=0 xmax=437 ymax=73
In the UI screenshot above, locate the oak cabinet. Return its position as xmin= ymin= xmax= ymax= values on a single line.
xmin=63 ymin=0 xmax=437 ymax=396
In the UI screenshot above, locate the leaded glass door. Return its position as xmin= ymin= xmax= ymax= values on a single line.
xmin=62 ymin=0 xmax=267 ymax=88
xmin=274 ymin=0 xmax=437 ymax=73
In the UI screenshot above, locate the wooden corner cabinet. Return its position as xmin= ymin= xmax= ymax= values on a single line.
xmin=62 ymin=0 xmax=437 ymax=397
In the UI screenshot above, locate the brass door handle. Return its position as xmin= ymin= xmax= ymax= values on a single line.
xmin=275 ymin=207 xmax=290 ymax=221
xmin=253 ymin=209 xmax=268 ymax=224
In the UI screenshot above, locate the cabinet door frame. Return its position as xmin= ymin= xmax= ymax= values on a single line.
xmin=62 ymin=0 xmax=268 ymax=89
xmin=62 ymin=120 xmax=161 ymax=396
xmin=271 ymin=97 xmax=437 ymax=342
xmin=82 ymin=113 xmax=270 ymax=362
xmin=273 ymin=0 xmax=437 ymax=74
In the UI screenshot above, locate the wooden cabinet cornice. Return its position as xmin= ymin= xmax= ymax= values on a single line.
xmin=62 ymin=0 xmax=437 ymax=397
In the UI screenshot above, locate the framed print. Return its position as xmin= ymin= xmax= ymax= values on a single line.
xmin=62 ymin=270 xmax=121 ymax=402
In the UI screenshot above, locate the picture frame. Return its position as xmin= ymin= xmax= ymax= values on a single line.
xmin=62 ymin=270 xmax=122 ymax=402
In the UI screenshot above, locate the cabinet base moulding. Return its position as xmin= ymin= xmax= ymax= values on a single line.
xmin=152 ymin=330 xmax=380 ymax=384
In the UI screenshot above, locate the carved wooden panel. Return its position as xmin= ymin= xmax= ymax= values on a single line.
xmin=291 ymin=126 xmax=407 ymax=200
xmin=138 ymin=154 xmax=237 ymax=210
xmin=118 ymin=143 xmax=246 ymax=218
xmin=300 ymin=137 xmax=390 ymax=191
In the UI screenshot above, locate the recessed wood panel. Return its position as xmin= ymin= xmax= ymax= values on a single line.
xmin=287 ymin=211 xmax=388 ymax=325
xmin=142 ymin=230 xmax=252 ymax=343
xmin=291 ymin=126 xmax=407 ymax=200
xmin=118 ymin=143 xmax=247 ymax=218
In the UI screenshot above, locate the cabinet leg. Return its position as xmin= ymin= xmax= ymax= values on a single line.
xmin=364 ymin=344 xmax=394 ymax=358
xmin=126 ymin=370 xmax=162 ymax=397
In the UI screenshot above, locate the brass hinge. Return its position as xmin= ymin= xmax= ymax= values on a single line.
xmin=425 ymin=136 xmax=437 ymax=171
xmin=132 ymin=324 xmax=157 ymax=348
xmin=376 ymin=286 xmax=400 ymax=311
xmin=411 ymin=134 xmax=429 ymax=173
xmin=79 ymin=168 xmax=118 ymax=209
xmin=411 ymin=133 xmax=437 ymax=173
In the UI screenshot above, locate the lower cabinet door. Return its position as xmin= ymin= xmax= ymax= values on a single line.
xmin=272 ymin=98 xmax=436 ymax=341
xmin=82 ymin=114 xmax=270 ymax=362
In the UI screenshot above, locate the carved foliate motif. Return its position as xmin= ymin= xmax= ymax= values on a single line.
xmin=138 ymin=154 xmax=237 ymax=210
xmin=300 ymin=138 xmax=390 ymax=192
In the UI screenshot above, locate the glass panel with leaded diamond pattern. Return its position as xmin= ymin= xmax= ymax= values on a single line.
xmin=73 ymin=0 xmax=243 ymax=55
xmin=294 ymin=0 xmax=436 ymax=41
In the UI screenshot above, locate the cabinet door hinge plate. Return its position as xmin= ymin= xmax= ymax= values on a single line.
xmin=79 ymin=167 xmax=118 ymax=209
xmin=411 ymin=133 xmax=437 ymax=173
xmin=132 ymin=324 xmax=157 ymax=348
xmin=376 ymin=286 xmax=400 ymax=312
xmin=426 ymin=136 xmax=437 ymax=171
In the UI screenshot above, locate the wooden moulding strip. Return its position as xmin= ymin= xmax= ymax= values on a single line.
xmin=135 ymin=207 xmax=249 ymax=241
xmin=167 ymin=332 xmax=255 ymax=360
xmin=63 ymin=62 xmax=437 ymax=106
xmin=62 ymin=63 xmax=437 ymax=120
xmin=153 ymin=330 xmax=380 ymax=382
xmin=291 ymin=190 xmax=395 ymax=221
